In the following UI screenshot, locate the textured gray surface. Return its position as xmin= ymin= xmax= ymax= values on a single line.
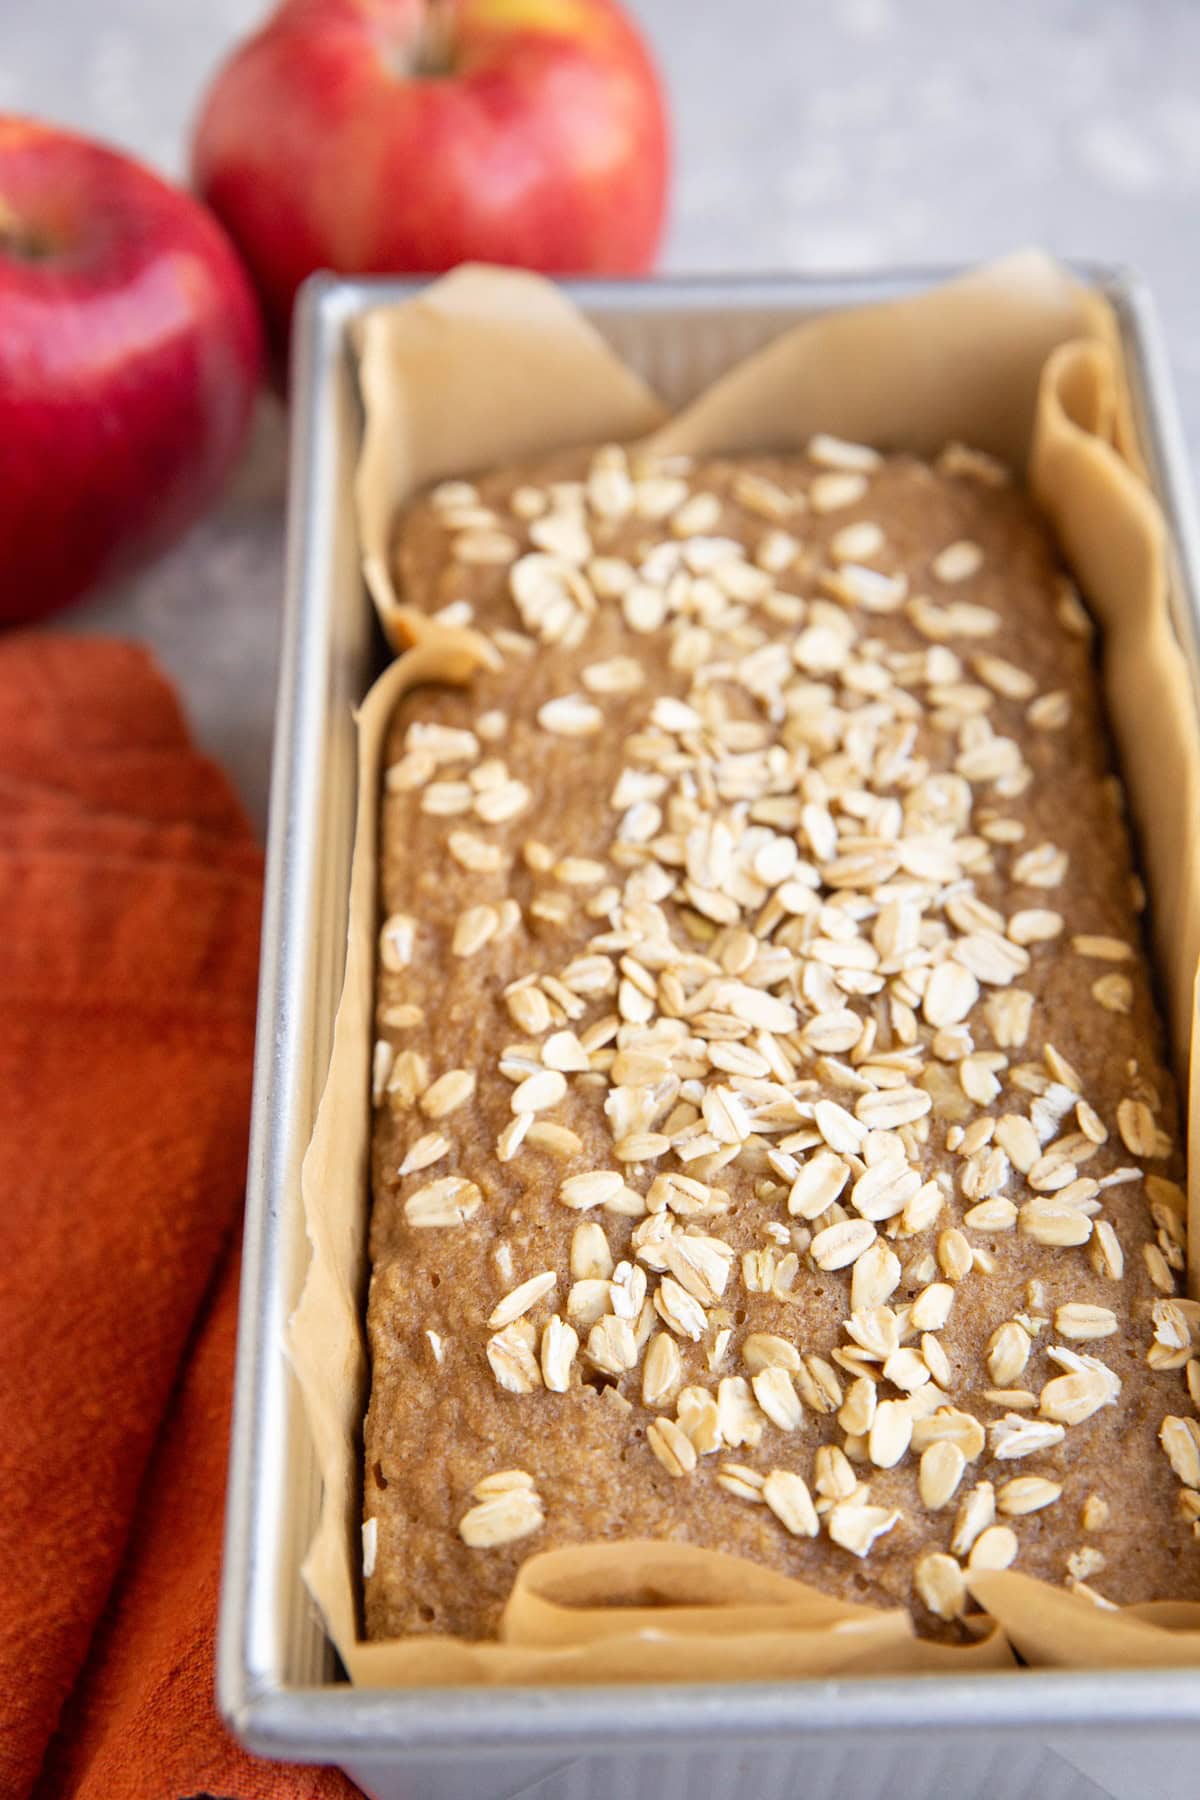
xmin=12 ymin=0 xmax=1200 ymax=827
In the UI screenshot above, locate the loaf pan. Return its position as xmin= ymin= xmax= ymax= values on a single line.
xmin=219 ymin=268 xmax=1200 ymax=1800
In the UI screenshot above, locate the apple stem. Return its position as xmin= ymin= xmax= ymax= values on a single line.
xmin=415 ymin=0 xmax=456 ymax=77
xmin=0 ymin=196 xmax=53 ymax=262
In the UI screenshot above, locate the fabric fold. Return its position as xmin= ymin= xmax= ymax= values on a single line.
xmin=0 ymin=634 xmax=353 ymax=1800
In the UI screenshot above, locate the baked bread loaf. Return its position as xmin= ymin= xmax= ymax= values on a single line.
xmin=363 ymin=438 xmax=1199 ymax=1642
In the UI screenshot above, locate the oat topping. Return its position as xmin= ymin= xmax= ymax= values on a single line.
xmin=458 ymin=1471 xmax=545 ymax=1548
xmin=914 ymin=1550 xmax=967 ymax=1619
xmin=997 ymin=1475 xmax=1062 ymax=1515
xmin=368 ymin=439 xmax=1194 ymax=1642
xmin=1161 ymin=1416 xmax=1200 ymax=1489
xmin=762 ymin=1468 xmax=821 ymax=1536
xmin=933 ymin=540 xmax=985 ymax=584
xmin=967 ymin=1524 xmax=1019 ymax=1571
xmin=404 ymin=1175 xmax=482 ymax=1228
xmin=828 ymin=1500 xmax=901 ymax=1557
xmin=1080 ymin=1492 xmax=1111 ymax=1532
xmin=488 ymin=1270 xmax=557 ymax=1330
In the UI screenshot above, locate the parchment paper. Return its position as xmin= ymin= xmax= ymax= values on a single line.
xmin=291 ymin=254 xmax=1200 ymax=1685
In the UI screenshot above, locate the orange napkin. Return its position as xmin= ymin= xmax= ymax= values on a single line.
xmin=0 ymin=636 xmax=358 ymax=1800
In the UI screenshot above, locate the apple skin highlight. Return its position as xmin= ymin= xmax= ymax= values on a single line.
xmin=191 ymin=0 xmax=670 ymax=347
xmin=0 ymin=118 xmax=264 ymax=624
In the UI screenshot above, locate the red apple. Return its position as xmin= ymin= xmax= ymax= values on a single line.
xmin=0 ymin=118 xmax=263 ymax=625
xmin=192 ymin=0 xmax=669 ymax=346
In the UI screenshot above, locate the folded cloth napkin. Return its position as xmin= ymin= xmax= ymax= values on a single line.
xmin=0 ymin=636 xmax=358 ymax=1800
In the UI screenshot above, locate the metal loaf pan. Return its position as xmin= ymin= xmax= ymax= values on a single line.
xmin=219 ymin=269 xmax=1200 ymax=1800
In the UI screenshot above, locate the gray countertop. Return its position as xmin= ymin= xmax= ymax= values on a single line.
xmin=14 ymin=0 xmax=1200 ymax=829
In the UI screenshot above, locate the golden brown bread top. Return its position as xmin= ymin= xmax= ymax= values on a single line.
xmin=363 ymin=438 xmax=1199 ymax=1642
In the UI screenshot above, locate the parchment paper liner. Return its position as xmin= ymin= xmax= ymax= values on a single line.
xmin=290 ymin=255 xmax=1200 ymax=1686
